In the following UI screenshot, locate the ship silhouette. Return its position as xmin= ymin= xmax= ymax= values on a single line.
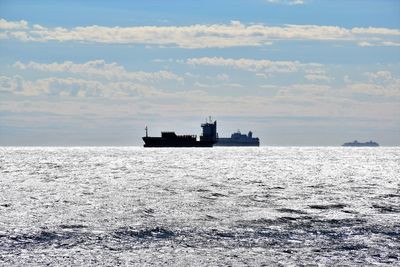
xmin=143 ymin=119 xmax=217 ymax=147
xmin=215 ymin=130 xmax=260 ymax=146
xmin=342 ymin=140 xmax=379 ymax=147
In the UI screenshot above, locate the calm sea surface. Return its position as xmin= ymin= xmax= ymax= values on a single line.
xmin=0 ymin=147 xmax=399 ymax=266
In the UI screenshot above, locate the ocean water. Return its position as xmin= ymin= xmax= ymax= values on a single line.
xmin=0 ymin=147 xmax=399 ymax=266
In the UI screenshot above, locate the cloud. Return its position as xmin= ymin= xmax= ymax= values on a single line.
xmin=194 ymin=81 xmax=243 ymax=88
xmin=259 ymin=83 xmax=331 ymax=97
xmin=278 ymin=84 xmax=331 ymax=96
xmin=351 ymin=27 xmax=400 ymax=36
xmin=267 ymin=0 xmax=305 ymax=5
xmin=364 ymin=70 xmax=393 ymax=81
xmin=187 ymin=57 xmax=324 ymax=77
xmin=2 ymin=74 xmax=399 ymax=126
xmin=216 ymin=73 xmax=230 ymax=81
xmin=344 ymin=71 xmax=400 ymax=97
xmin=0 ymin=18 xmax=28 ymax=30
xmin=184 ymin=72 xmax=200 ymax=79
xmin=304 ymin=68 xmax=331 ymax=82
xmin=381 ymin=41 xmax=400 ymax=47
xmin=0 ymin=75 xmax=24 ymax=93
xmin=0 ymin=75 xmax=161 ymax=98
xmin=1 ymin=18 xmax=400 ymax=48
xmin=346 ymin=83 xmax=399 ymax=97
xmin=358 ymin=41 xmax=374 ymax=47
xmin=304 ymin=74 xmax=331 ymax=82
xmin=188 ymin=57 xmax=333 ymax=82
xmin=358 ymin=41 xmax=400 ymax=47
xmin=13 ymin=60 xmax=183 ymax=83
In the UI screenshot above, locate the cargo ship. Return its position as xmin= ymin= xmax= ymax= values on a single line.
xmin=142 ymin=120 xmax=217 ymax=147
xmin=342 ymin=140 xmax=379 ymax=147
xmin=215 ymin=130 xmax=260 ymax=146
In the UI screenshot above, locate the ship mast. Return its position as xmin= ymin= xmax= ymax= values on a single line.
xmin=145 ymin=126 xmax=148 ymax=137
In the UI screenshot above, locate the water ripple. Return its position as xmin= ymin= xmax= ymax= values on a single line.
xmin=0 ymin=147 xmax=399 ymax=266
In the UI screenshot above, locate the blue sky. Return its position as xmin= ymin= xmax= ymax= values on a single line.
xmin=0 ymin=0 xmax=399 ymax=146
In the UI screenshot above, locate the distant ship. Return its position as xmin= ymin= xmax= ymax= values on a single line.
xmin=142 ymin=120 xmax=217 ymax=147
xmin=215 ymin=130 xmax=260 ymax=146
xmin=342 ymin=140 xmax=379 ymax=147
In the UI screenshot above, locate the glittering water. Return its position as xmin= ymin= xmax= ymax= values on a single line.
xmin=0 ymin=147 xmax=399 ymax=266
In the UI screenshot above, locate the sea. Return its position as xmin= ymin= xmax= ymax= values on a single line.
xmin=0 ymin=147 xmax=399 ymax=266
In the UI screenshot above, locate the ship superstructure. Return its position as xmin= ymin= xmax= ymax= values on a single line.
xmin=215 ymin=130 xmax=260 ymax=146
xmin=142 ymin=120 xmax=217 ymax=147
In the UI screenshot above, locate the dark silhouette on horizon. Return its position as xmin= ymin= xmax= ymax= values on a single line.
xmin=215 ymin=130 xmax=260 ymax=146
xmin=342 ymin=140 xmax=379 ymax=147
xmin=143 ymin=119 xmax=217 ymax=147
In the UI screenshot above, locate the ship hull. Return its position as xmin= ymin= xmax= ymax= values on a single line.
xmin=214 ymin=142 xmax=259 ymax=147
xmin=214 ymin=138 xmax=259 ymax=147
xmin=342 ymin=141 xmax=379 ymax=147
xmin=342 ymin=143 xmax=379 ymax=147
xmin=143 ymin=137 xmax=214 ymax=147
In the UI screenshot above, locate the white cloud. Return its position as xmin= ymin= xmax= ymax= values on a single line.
xmin=259 ymin=83 xmax=330 ymax=96
xmin=358 ymin=40 xmax=400 ymax=47
xmin=0 ymin=75 xmax=24 ymax=93
xmin=287 ymin=83 xmax=330 ymax=94
xmin=358 ymin=41 xmax=374 ymax=47
xmin=8 ymin=31 xmax=32 ymax=41
xmin=291 ymin=0 xmax=304 ymax=4
xmin=345 ymin=71 xmax=400 ymax=97
xmin=381 ymin=41 xmax=400 ymax=47
xmin=2 ymin=74 xmax=399 ymax=125
xmin=1 ymin=18 xmax=400 ymax=48
xmin=0 ymin=18 xmax=28 ymax=30
xmin=184 ymin=72 xmax=200 ymax=78
xmin=187 ymin=57 xmax=324 ymax=77
xmin=305 ymin=74 xmax=331 ymax=82
xmin=194 ymin=82 xmax=220 ymax=88
xmin=364 ymin=70 xmax=393 ymax=81
xmin=188 ymin=57 xmax=332 ymax=83
xmin=304 ymin=68 xmax=331 ymax=81
xmin=0 ymin=75 xmax=162 ymax=98
xmin=188 ymin=57 xmax=299 ymax=72
xmin=32 ymin=24 xmax=46 ymax=30
xmin=194 ymin=81 xmax=243 ymax=88
xmin=347 ymin=83 xmax=388 ymax=96
xmin=351 ymin=27 xmax=400 ymax=36
xmin=13 ymin=60 xmax=183 ymax=83
xmin=216 ymin=73 xmax=230 ymax=81
xmin=267 ymin=0 xmax=305 ymax=5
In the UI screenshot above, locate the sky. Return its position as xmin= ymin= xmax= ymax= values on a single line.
xmin=0 ymin=0 xmax=399 ymax=146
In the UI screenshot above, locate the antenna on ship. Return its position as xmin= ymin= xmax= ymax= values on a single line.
xmin=145 ymin=126 xmax=148 ymax=137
